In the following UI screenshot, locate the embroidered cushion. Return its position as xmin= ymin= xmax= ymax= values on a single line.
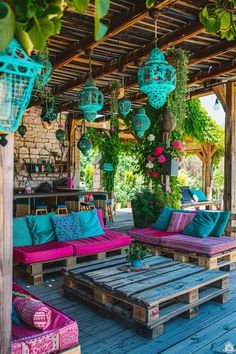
xmin=13 ymin=296 xmax=51 ymax=330
xmin=51 ymin=215 xmax=81 ymax=241
xmin=182 ymin=211 xmax=220 ymax=238
xmin=210 ymin=211 xmax=231 ymax=237
xmin=13 ymin=217 xmax=33 ymax=247
xmin=167 ymin=212 xmax=196 ymax=233
xmin=26 ymin=213 xmax=56 ymax=245
xmin=154 ymin=206 xmax=191 ymax=231
xmin=72 ymin=208 xmax=105 ymax=238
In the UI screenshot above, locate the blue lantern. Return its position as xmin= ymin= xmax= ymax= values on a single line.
xmin=77 ymin=133 xmax=92 ymax=156
xmin=132 ymin=107 xmax=150 ymax=138
xmin=78 ymin=77 xmax=104 ymax=122
xmin=138 ymin=47 xmax=176 ymax=109
xmin=118 ymin=98 xmax=132 ymax=117
xmin=18 ymin=123 xmax=27 ymax=137
xmin=0 ymin=39 xmax=41 ymax=134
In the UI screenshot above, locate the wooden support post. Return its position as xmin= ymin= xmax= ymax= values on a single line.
xmin=224 ymin=82 xmax=236 ymax=235
xmin=0 ymin=133 xmax=14 ymax=353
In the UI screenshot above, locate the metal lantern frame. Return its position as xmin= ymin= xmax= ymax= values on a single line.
xmin=118 ymin=69 xmax=132 ymax=118
xmin=132 ymin=106 xmax=151 ymax=138
xmin=77 ymin=52 xmax=104 ymax=122
xmin=77 ymin=120 xmax=92 ymax=156
xmin=0 ymin=39 xmax=42 ymax=133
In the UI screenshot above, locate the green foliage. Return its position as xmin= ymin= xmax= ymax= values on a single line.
xmin=125 ymin=243 xmax=149 ymax=262
xmin=0 ymin=0 xmax=110 ymax=53
xmin=200 ymin=0 xmax=236 ymax=40
xmin=185 ymin=99 xmax=224 ymax=166
xmin=84 ymin=164 xmax=94 ymax=189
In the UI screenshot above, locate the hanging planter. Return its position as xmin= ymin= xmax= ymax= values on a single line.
xmin=32 ymin=49 xmax=52 ymax=90
xmin=56 ymin=123 xmax=65 ymax=141
xmin=0 ymin=39 xmax=41 ymax=145
xmin=132 ymin=107 xmax=151 ymax=138
xmin=41 ymin=99 xmax=57 ymax=123
xmin=18 ymin=123 xmax=27 ymax=137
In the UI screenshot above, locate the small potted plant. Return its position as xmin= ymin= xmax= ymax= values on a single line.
xmin=125 ymin=243 xmax=149 ymax=267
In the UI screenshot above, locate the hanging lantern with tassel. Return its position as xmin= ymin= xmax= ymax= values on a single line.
xmin=77 ymin=120 xmax=92 ymax=156
xmin=138 ymin=12 xmax=175 ymax=110
xmin=132 ymin=107 xmax=150 ymax=138
xmin=78 ymin=51 xmax=104 ymax=122
xmin=0 ymin=39 xmax=41 ymax=145
xmin=118 ymin=69 xmax=132 ymax=117
xmin=18 ymin=123 xmax=27 ymax=137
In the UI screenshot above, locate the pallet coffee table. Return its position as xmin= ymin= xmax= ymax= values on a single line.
xmin=62 ymin=255 xmax=229 ymax=338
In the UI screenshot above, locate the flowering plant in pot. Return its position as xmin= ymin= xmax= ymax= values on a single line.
xmin=125 ymin=243 xmax=149 ymax=267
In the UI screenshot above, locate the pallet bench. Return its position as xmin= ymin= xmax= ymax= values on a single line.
xmin=62 ymin=255 xmax=229 ymax=339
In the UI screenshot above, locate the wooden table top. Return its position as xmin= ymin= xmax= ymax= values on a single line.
xmin=13 ymin=190 xmax=108 ymax=199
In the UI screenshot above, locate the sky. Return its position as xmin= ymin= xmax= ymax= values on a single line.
xmin=200 ymin=94 xmax=225 ymax=127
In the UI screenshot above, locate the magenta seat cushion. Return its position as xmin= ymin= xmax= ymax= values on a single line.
xmin=160 ymin=234 xmax=236 ymax=255
xmin=13 ymin=241 xmax=73 ymax=264
xmin=67 ymin=230 xmax=131 ymax=256
xmin=128 ymin=228 xmax=176 ymax=246
xmin=12 ymin=283 xmax=78 ymax=354
xmin=13 ymin=296 xmax=51 ymax=330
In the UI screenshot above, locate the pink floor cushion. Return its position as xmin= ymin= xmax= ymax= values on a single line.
xmin=67 ymin=230 xmax=131 ymax=256
xmin=13 ymin=241 xmax=74 ymax=264
xmin=12 ymin=283 xmax=79 ymax=354
xmin=160 ymin=234 xmax=236 ymax=256
xmin=128 ymin=228 xmax=177 ymax=246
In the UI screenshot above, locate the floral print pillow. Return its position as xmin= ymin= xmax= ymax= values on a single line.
xmin=51 ymin=215 xmax=81 ymax=241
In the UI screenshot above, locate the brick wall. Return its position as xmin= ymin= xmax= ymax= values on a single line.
xmin=14 ymin=107 xmax=68 ymax=189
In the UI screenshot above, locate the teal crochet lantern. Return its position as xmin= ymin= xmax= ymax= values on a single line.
xmin=18 ymin=123 xmax=27 ymax=137
xmin=118 ymin=98 xmax=132 ymax=117
xmin=77 ymin=133 xmax=92 ymax=156
xmin=0 ymin=39 xmax=41 ymax=134
xmin=132 ymin=107 xmax=150 ymax=138
xmin=138 ymin=47 xmax=176 ymax=109
xmin=77 ymin=77 xmax=104 ymax=122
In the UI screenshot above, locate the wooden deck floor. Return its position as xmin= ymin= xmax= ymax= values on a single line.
xmin=15 ymin=265 xmax=236 ymax=354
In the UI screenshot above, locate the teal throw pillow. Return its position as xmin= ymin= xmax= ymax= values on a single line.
xmin=26 ymin=213 xmax=56 ymax=245
xmin=189 ymin=189 xmax=207 ymax=202
xmin=210 ymin=211 xmax=231 ymax=237
xmin=182 ymin=211 xmax=220 ymax=238
xmin=72 ymin=209 xmax=105 ymax=238
xmin=51 ymin=215 xmax=81 ymax=241
xmin=154 ymin=206 xmax=191 ymax=231
xmin=13 ymin=217 xmax=33 ymax=247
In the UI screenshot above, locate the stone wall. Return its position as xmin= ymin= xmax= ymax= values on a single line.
xmin=14 ymin=107 xmax=68 ymax=189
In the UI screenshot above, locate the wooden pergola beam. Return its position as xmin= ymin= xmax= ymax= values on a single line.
xmin=213 ymin=84 xmax=226 ymax=111
xmin=54 ymin=0 xmax=176 ymax=70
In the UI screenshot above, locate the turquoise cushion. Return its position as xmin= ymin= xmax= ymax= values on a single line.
xmin=26 ymin=213 xmax=56 ymax=245
xmin=72 ymin=209 xmax=105 ymax=238
xmin=51 ymin=215 xmax=81 ymax=241
xmin=182 ymin=211 xmax=220 ymax=238
xmin=189 ymin=189 xmax=207 ymax=202
xmin=154 ymin=206 xmax=190 ymax=231
xmin=13 ymin=217 xmax=33 ymax=247
xmin=210 ymin=211 xmax=231 ymax=237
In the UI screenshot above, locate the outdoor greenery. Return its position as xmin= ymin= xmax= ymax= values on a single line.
xmin=125 ymin=242 xmax=149 ymax=262
xmin=200 ymin=0 xmax=236 ymax=41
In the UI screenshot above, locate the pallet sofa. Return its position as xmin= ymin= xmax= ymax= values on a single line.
xmin=180 ymin=186 xmax=222 ymax=210
xmin=13 ymin=209 xmax=131 ymax=284
xmin=128 ymin=207 xmax=236 ymax=270
xmin=12 ymin=282 xmax=80 ymax=354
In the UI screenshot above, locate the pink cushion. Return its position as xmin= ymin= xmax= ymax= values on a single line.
xmin=128 ymin=228 xmax=177 ymax=245
xmin=97 ymin=208 xmax=105 ymax=229
xmin=167 ymin=212 xmax=196 ymax=233
xmin=160 ymin=234 xmax=236 ymax=255
xmin=12 ymin=283 xmax=78 ymax=354
xmin=13 ymin=241 xmax=74 ymax=264
xmin=67 ymin=230 xmax=131 ymax=256
xmin=13 ymin=297 xmax=51 ymax=330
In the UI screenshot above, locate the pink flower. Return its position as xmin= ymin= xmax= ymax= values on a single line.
xmin=146 ymin=155 xmax=154 ymax=162
xmin=150 ymin=171 xmax=158 ymax=178
xmin=178 ymin=156 xmax=183 ymax=162
xmin=172 ymin=140 xmax=183 ymax=151
xmin=153 ymin=146 xmax=164 ymax=156
xmin=158 ymin=154 xmax=166 ymax=163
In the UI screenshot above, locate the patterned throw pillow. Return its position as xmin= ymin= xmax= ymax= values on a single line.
xmin=13 ymin=296 xmax=51 ymax=330
xmin=167 ymin=212 xmax=196 ymax=233
xmin=51 ymin=215 xmax=81 ymax=241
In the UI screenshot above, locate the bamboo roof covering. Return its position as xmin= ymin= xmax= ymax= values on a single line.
xmin=31 ymin=0 xmax=236 ymax=116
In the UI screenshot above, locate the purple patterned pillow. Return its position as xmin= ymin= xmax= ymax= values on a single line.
xmin=13 ymin=296 xmax=51 ymax=330
xmin=51 ymin=215 xmax=81 ymax=241
xmin=167 ymin=212 xmax=196 ymax=233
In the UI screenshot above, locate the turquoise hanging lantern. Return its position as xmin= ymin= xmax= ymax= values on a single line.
xmin=32 ymin=49 xmax=52 ymax=89
xmin=118 ymin=98 xmax=132 ymax=117
xmin=0 ymin=39 xmax=41 ymax=135
xmin=41 ymin=99 xmax=57 ymax=122
xmin=132 ymin=107 xmax=150 ymax=138
xmin=56 ymin=123 xmax=65 ymax=141
xmin=78 ymin=52 xmax=104 ymax=122
xmin=18 ymin=123 xmax=27 ymax=137
xmin=77 ymin=133 xmax=92 ymax=156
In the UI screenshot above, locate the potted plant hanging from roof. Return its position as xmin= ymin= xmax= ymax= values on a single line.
xmin=125 ymin=243 xmax=149 ymax=267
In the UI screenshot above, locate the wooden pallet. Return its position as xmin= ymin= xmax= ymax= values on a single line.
xmin=141 ymin=243 xmax=236 ymax=271
xmin=62 ymin=255 xmax=229 ymax=338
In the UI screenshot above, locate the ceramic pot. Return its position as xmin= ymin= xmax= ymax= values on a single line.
xmin=131 ymin=259 xmax=143 ymax=267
